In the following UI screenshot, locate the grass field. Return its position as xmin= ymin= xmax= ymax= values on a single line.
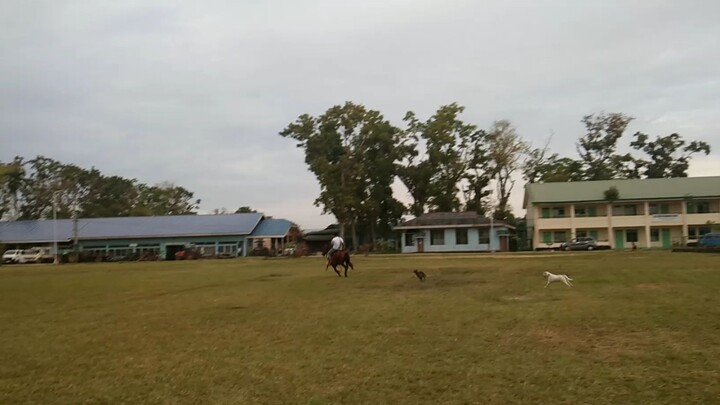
xmin=1 ymin=251 xmax=720 ymax=404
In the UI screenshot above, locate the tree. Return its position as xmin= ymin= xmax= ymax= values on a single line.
xmin=399 ymin=104 xmax=482 ymax=214
xmin=630 ymin=132 xmax=711 ymax=178
xmin=461 ymin=126 xmax=492 ymax=215
xmin=280 ymin=102 xmax=405 ymax=246
xmin=18 ymin=156 xmax=66 ymax=219
xmin=235 ymin=206 xmax=257 ymax=213
xmin=487 ymin=120 xmax=528 ymax=220
xmin=136 ymin=182 xmax=200 ymax=216
xmin=82 ymin=175 xmax=140 ymax=217
xmin=603 ymin=186 xmax=619 ymax=202
xmin=1 ymin=155 xmax=200 ymax=220
xmin=0 ymin=157 xmax=25 ymax=220
xmin=577 ymin=112 xmax=635 ymax=180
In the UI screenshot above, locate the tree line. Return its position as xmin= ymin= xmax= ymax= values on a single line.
xmin=281 ymin=103 xmax=711 ymax=246
xmin=0 ymin=156 xmax=200 ymax=220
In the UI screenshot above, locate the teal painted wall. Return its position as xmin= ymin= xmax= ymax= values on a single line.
xmin=401 ymin=228 xmax=508 ymax=253
xmin=75 ymin=235 xmax=249 ymax=258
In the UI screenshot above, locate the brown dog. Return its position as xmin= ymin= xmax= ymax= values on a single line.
xmin=413 ymin=269 xmax=426 ymax=281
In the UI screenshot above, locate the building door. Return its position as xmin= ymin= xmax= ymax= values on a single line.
xmin=417 ymin=238 xmax=425 ymax=253
xmin=662 ymin=228 xmax=672 ymax=248
xmin=499 ymin=236 xmax=509 ymax=252
xmin=614 ymin=230 xmax=624 ymax=249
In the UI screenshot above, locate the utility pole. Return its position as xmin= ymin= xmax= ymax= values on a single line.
xmin=53 ymin=191 xmax=59 ymax=265
xmin=490 ymin=214 xmax=495 ymax=253
xmin=72 ymin=205 xmax=79 ymax=256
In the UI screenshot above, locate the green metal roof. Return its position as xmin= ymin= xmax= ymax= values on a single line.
xmin=524 ymin=176 xmax=720 ymax=206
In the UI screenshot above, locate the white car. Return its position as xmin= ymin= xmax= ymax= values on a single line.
xmin=2 ymin=249 xmax=25 ymax=264
xmin=21 ymin=248 xmax=53 ymax=264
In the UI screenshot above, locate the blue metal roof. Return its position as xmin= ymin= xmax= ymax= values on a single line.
xmin=0 ymin=219 xmax=75 ymax=243
xmin=0 ymin=213 xmax=264 ymax=243
xmin=250 ymin=218 xmax=294 ymax=237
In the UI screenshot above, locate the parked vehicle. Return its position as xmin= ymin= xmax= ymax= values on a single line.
xmin=21 ymin=247 xmax=54 ymax=263
xmin=560 ymin=237 xmax=598 ymax=251
xmin=2 ymin=249 xmax=25 ymax=264
xmin=698 ymin=232 xmax=720 ymax=248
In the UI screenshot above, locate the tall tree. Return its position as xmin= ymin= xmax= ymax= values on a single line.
xmin=577 ymin=112 xmax=635 ymax=180
xmin=0 ymin=157 xmax=25 ymax=220
xmin=354 ymin=109 xmax=406 ymax=243
xmin=630 ymin=132 xmax=711 ymax=178
xmin=487 ymin=120 xmax=528 ymax=220
xmin=235 ymin=206 xmax=257 ymax=213
xmin=137 ymin=182 xmax=200 ymax=216
xmin=1 ymin=155 xmax=200 ymax=220
xmin=523 ymin=132 xmax=585 ymax=184
xmin=461 ymin=127 xmax=492 ymax=215
xmin=280 ymin=102 xmax=405 ymax=246
xmin=18 ymin=156 xmax=66 ymax=219
xmin=400 ymin=104 xmax=481 ymax=213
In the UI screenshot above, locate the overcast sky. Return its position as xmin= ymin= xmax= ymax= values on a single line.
xmin=2 ymin=0 xmax=719 ymax=229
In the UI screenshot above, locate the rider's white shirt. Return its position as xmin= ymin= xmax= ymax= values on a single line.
xmin=331 ymin=236 xmax=344 ymax=249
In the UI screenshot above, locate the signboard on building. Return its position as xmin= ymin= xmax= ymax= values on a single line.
xmin=652 ymin=214 xmax=680 ymax=222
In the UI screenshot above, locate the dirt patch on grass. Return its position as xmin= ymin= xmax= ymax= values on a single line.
xmin=529 ymin=327 xmax=651 ymax=361
xmin=499 ymin=295 xmax=531 ymax=302
xmin=635 ymin=283 xmax=668 ymax=291
xmin=253 ymin=273 xmax=290 ymax=281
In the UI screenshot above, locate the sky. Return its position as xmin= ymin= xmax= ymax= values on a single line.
xmin=1 ymin=0 xmax=719 ymax=230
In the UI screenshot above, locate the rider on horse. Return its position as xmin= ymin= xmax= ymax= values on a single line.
xmin=326 ymin=233 xmax=345 ymax=263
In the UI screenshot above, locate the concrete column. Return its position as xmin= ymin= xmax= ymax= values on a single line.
xmin=607 ymin=203 xmax=614 ymax=248
xmin=570 ymin=204 xmax=576 ymax=238
xmin=644 ymin=202 xmax=651 ymax=248
xmin=681 ymin=200 xmax=688 ymax=245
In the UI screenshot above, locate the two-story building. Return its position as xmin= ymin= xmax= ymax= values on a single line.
xmin=524 ymin=176 xmax=720 ymax=250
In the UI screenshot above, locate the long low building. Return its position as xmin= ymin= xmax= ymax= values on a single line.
xmin=0 ymin=213 xmax=298 ymax=259
xmin=524 ymin=176 xmax=720 ymax=250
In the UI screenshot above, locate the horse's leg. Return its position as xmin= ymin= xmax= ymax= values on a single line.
xmin=343 ymin=264 xmax=349 ymax=277
xmin=332 ymin=265 xmax=341 ymax=277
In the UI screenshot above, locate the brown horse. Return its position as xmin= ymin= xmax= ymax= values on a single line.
xmin=326 ymin=250 xmax=354 ymax=277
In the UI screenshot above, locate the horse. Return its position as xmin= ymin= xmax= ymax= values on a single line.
xmin=325 ymin=250 xmax=354 ymax=277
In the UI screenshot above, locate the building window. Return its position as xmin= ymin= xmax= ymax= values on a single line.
xmin=552 ymin=207 xmax=566 ymax=218
xmin=626 ymin=229 xmax=639 ymax=243
xmin=431 ymin=230 xmax=445 ymax=245
xmin=575 ymin=206 xmax=598 ymax=217
xmin=456 ymin=229 xmax=468 ymax=245
xmin=687 ymin=201 xmax=711 ymax=214
xmin=613 ymin=204 xmax=638 ymax=216
xmin=553 ymin=231 xmax=567 ymax=243
xmin=650 ymin=229 xmax=660 ymax=242
xmin=478 ymin=229 xmax=490 ymax=244
xmin=648 ymin=203 xmax=670 ymax=215
xmin=542 ymin=231 xmax=552 ymax=244
xmin=542 ymin=208 xmax=550 ymax=218
xmin=689 ymin=226 xmax=712 ymax=240
xmin=575 ymin=230 xmax=599 ymax=240
xmin=405 ymin=233 xmax=414 ymax=246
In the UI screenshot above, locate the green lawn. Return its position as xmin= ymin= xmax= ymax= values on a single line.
xmin=1 ymin=251 xmax=720 ymax=404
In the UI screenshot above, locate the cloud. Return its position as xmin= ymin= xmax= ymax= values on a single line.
xmin=2 ymin=0 xmax=719 ymax=229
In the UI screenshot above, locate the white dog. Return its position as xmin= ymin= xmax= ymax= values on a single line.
xmin=543 ymin=271 xmax=573 ymax=288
